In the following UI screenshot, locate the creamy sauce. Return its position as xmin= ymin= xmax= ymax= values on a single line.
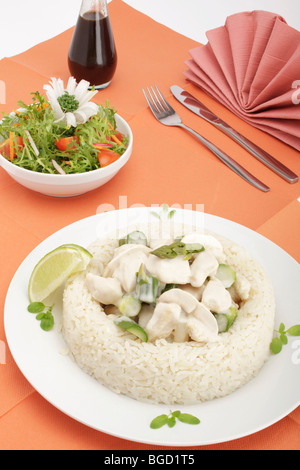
xmin=86 ymin=232 xmax=251 ymax=344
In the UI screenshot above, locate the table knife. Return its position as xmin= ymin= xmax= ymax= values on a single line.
xmin=170 ymin=85 xmax=298 ymax=184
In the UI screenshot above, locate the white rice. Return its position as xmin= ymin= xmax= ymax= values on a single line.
xmin=62 ymin=223 xmax=275 ymax=405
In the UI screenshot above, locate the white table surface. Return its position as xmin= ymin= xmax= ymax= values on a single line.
xmin=0 ymin=0 xmax=299 ymax=60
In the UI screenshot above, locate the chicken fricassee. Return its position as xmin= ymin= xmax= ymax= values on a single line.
xmin=86 ymin=230 xmax=251 ymax=343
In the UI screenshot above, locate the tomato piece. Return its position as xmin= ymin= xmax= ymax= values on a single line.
xmin=114 ymin=132 xmax=125 ymax=142
xmin=15 ymin=136 xmax=24 ymax=148
xmin=104 ymin=132 xmax=125 ymax=144
xmin=55 ymin=136 xmax=79 ymax=151
xmin=98 ymin=149 xmax=121 ymax=167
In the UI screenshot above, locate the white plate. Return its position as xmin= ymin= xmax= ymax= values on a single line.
xmin=4 ymin=208 xmax=300 ymax=447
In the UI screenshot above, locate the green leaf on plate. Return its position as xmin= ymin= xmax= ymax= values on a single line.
xmin=270 ymin=337 xmax=283 ymax=354
xmin=150 ymin=414 xmax=169 ymax=429
xmin=150 ymin=410 xmax=200 ymax=430
xmin=286 ymin=325 xmax=300 ymax=336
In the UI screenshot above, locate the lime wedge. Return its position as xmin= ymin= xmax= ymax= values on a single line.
xmin=28 ymin=244 xmax=92 ymax=302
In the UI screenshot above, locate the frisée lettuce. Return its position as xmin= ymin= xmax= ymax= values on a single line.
xmin=0 ymin=89 xmax=128 ymax=174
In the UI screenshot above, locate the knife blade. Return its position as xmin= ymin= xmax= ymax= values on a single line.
xmin=170 ymin=85 xmax=298 ymax=184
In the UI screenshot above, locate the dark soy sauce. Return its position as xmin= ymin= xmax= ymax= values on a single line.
xmin=68 ymin=10 xmax=117 ymax=88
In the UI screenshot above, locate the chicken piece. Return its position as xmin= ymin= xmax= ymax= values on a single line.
xmin=157 ymin=288 xmax=218 ymax=343
xmin=86 ymin=273 xmax=123 ymax=306
xmin=172 ymin=315 xmax=189 ymax=342
xmin=103 ymin=244 xmax=151 ymax=293
xmin=181 ymin=232 xmax=225 ymax=261
xmin=145 ymin=302 xmax=181 ymax=342
xmin=201 ymin=278 xmax=232 ymax=313
xmin=231 ymin=273 xmax=251 ymax=301
xmin=138 ymin=304 xmax=155 ymax=329
xmin=187 ymin=317 xmax=218 ymax=343
xmin=145 ymin=254 xmax=191 ymax=285
xmin=179 ymin=283 xmax=206 ymax=301
xmin=189 ymin=250 xmax=219 ymax=287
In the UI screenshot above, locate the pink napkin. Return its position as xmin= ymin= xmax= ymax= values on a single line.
xmin=184 ymin=11 xmax=300 ymax=151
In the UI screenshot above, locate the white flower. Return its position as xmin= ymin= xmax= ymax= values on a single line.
xmin=44 ymin=77 xmax=99 ymax=127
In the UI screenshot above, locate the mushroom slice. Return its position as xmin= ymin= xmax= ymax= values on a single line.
xmin=189 ymin=250 xmax=219 ymax=287
xmin=187 ymin=302 xmax=219 ymax=342
xmin=145 ymin=254 xmax=191 ymax=285
xmin=104 ymin=244 xmax=151 ymax=273
xmin=145 ymin=302 xmax=181 ymax=342
xmin=201 ymin=278 xmax=232 ymax=313
xmin=86 ymin=273 xmax=123 ymax=306
xmin=158 ymin=288 xmax=198 ymax=313
xmin=103 ymin=244 xmax=150 ymax=293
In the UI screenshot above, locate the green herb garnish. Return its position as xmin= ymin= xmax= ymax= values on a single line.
xmin=150 ymin=410 xmax=200 ymax=429
xmin=270 ymin=323 xmax=300 ymax=354
xmin=151 ymin=204 xmax=176 ymax=220
xmin=57 ymin=92 xmax=79 ymax=113
xmin=27 ymin=302 xmax=54 ymax=332
xmin=151 ymin=241 xmax=204 ymax=260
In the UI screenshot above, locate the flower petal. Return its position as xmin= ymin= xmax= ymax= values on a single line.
xmin=73 ymin=110 xmax=88 ymax=124
xmin=77 ymin=89 xmax=98 ymax=107
xmin=47 ymin=77 xmax=65 ymax=97
xmin=66 ymin=77 xmax=77 ymax=96
xmin=54 ymin=115 xmax=65 ymax=124
xmin=64 ymin=112 xmax=77 ymax=127
xmin=78 ymin=102 xmax=99 ymax=119
xmin=45 ymin=91 xmax=65 ymax=121
xmin=74 ymin=80 xmax=90 ymax=102
xmin=44 ymin=78 xmax=65 ymax=102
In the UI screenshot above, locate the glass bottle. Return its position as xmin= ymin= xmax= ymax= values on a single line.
xmin=68 ymin=0 xmax=117 ymax=89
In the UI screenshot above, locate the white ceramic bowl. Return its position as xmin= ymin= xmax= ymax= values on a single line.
xmin=0 ymin=114 xmax=133 ymax=197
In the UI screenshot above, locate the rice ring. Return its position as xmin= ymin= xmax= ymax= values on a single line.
xmin=62 ymin=223 xmax=275 ymax=405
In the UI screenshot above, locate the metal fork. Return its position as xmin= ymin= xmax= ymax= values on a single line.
xmin=143 ymin=85 xmax=270 ymax=192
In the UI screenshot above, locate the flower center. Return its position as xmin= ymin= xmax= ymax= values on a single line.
xmin=57 ymin=92 xmax=79 ymax=113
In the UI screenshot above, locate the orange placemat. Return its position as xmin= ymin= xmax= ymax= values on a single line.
xmin=0 ymin=0 xmax=299 ymax=450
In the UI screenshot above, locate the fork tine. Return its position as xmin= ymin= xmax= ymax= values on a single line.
xmin=147 ymin=86 xmax=162 ymax=113
xmin=142 ymin=88 xmax=159 ymax=117
xmin=154 ymin=85 xmax=175 ymax=113
xmin=150 ymin=85 xmax=168 ymax=112
xmin=143 ymin=85 xmax=175 ymax=119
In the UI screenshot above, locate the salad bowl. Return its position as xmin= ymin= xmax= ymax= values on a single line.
xmin=0 ymin=113 xmax=133 ymax=197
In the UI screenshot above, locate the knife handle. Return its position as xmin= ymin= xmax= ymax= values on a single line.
xmin=217 ymin=124 xmax=298 ymax=184
xmin=179 ymin=123 xmax=270 ymax=192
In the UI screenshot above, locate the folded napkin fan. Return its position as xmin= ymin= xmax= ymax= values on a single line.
xmin=184 ymin=11 xmax=300 ymax=151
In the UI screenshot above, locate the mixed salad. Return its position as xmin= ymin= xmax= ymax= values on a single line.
xmin=0 ymin=78 xmax=128 ymax=174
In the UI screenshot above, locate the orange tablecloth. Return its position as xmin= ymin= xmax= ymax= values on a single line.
xmin=0 ymin=0 xmax=299 ymax=450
